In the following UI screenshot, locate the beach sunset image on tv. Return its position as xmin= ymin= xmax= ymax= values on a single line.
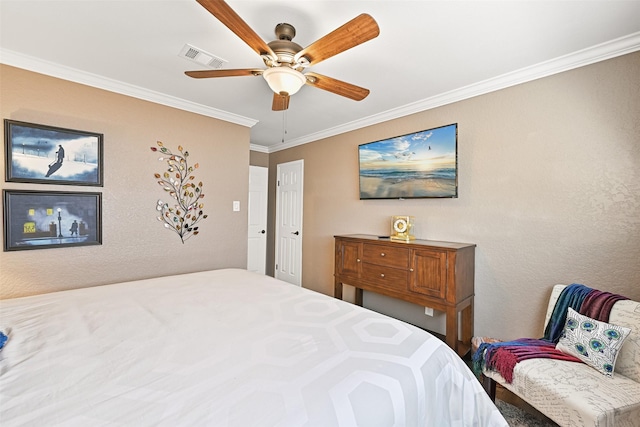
xmin=358 ymin=123 xmax=458 ymax=199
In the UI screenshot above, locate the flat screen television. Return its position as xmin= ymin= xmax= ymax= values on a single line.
xmin=358 ymin=123 xmax=458 ymax=199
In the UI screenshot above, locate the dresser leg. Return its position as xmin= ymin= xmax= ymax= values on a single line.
xmin=355 ymin=288 xmax=364 ymax=306
xmin=445 ymin=306 xmax=458 ymax=354
xmin=461 ymin=299 xmax=474 ymax=354
xmin=334 ymin=280 xmax=343 ymax=300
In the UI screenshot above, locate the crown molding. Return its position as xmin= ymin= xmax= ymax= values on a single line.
xmin=249 ymin=143 xmax=269 ymax=153
xmin=267 ymin=31 xmax=640 ymax=153
xmin=0 ymin=49 xmax=258 ymax=128
xmin=3 ymin=29 xmax=639 ymax=154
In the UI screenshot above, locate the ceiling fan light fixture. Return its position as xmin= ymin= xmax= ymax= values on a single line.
xmin=263 ymin=66 xmax=306 ymax=96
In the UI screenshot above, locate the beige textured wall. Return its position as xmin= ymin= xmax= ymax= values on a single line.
xmin=0 ymin=65 xmax=251 ymax=299
xmin=249 ymin=150 xmax=269 ymax=167
xmin=269 ymin=52 xmax=640 ymax=339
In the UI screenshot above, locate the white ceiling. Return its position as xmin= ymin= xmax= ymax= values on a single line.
xmin=2 ymin=1 xmax=640 ymax=152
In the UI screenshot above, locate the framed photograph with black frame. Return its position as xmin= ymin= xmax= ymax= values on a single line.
xmin=4 ymin=119 xmax=103 ymax=186
xmin=3 ymin=190 xmax=102 ymax=251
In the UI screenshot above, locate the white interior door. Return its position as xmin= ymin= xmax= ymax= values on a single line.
xmin=247 ymin=166 xmax=268 ymax=274
xmin=275 ymin=160 xmax=303 ymax=286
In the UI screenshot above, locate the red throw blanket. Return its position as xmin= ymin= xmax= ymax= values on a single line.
xmin=478 ymin=338 xmax=580 ymax=383
xmin=473 ymin=284 xmax=628 ymax=383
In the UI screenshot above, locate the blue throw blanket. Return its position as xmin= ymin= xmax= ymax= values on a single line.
xmin=542 ymin=283 xmax=593 ymax=342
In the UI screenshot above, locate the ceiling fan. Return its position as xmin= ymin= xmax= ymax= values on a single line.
xmin=185 ymin=0 xmax=380 ymax=111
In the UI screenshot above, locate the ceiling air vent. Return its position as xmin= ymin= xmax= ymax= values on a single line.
xmin=179 ymin=44 xmax=227 ymax=69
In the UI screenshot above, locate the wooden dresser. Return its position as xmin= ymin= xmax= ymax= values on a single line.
xmin=334 ymin=234 xmax=475 ymax=356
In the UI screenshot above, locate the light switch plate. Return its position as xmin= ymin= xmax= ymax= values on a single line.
xmin=233 ymin=201 xmax=240 ymax=212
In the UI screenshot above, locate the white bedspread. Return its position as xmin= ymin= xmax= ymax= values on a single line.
xmin=0 ymin=268 xmax=506 ymax=426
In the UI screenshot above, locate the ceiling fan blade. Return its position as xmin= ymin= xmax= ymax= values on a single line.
xmin=305 ymin=72 xmax=370 ymax=101
xmin=272 ymin=93 xmax=290 ymax=111
xmin=294 ymin=14 xmax=379 ymax=66
xmin=185 ymin=69 xmax=263 ymax=78
xmin=196 ymin=0 xmax=276 ymax=59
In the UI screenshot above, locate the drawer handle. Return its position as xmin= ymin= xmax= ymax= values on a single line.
xmin=380 ymin=273 xmax=385 ymax=278
xmin=409 ymin=268 xmax=414 ymax=272
xmin=356 ymin=258 xmax=361 ymax=263
xmin=380 ymin=253 xmax=385 ymax=257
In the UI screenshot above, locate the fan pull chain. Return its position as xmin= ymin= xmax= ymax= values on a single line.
xmin=281 ymin=110 xmax=287 ymax=143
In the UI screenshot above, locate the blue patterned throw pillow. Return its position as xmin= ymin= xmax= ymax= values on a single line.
xmin=556 ymin=308 xmax=631 ymax=377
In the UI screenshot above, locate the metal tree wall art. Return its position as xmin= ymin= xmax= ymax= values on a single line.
xmin=150 ymin=141 xmax=207 ymax=243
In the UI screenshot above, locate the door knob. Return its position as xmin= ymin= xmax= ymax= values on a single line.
xmin=292 ymin=231 xmax=299 ymax=235
xmin=260 ymin=230 xmax=266 ymax=234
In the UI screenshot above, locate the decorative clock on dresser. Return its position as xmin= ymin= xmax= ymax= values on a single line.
xmin=334 ymin=234 xmax=476 ymax=357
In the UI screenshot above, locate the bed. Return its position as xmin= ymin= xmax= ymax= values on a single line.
xmin=0 ymin=268 xmax=506 ymax=426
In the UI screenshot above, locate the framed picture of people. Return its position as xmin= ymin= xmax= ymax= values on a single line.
xmin=3 ymin=190 xmax=102 ymax=251
xmin=4 ymin=119 xmax=103 ymax=186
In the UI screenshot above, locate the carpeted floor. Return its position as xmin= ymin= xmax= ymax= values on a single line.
xmin=496 ymin=400 xmax=559 ymax=427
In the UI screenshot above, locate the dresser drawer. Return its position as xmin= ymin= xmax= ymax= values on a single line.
xmin=362 ymin=243 xmax=409 ymax=268
xmin=361 ymin=263 xmax=408 ymax=289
